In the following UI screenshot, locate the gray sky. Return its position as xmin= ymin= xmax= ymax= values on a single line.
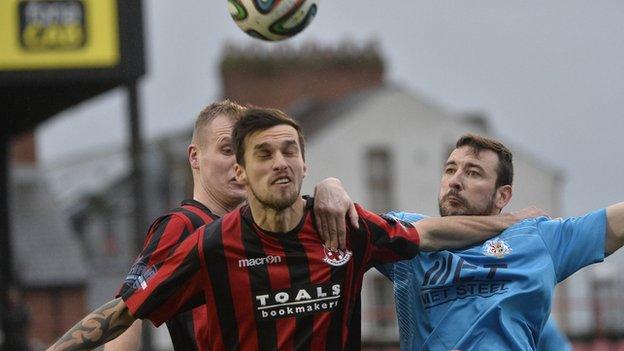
xmin=37 ymin=0 xmax=624 ymax=216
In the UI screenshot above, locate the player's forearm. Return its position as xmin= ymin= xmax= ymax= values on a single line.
xmin=416 ymin=213 xmax=518 ymax=251
xmin=47 ymin=297 xmax=136 ymax=351
xmin=103 ymin=319 xmax=142 ymax=351
xmin=605 ymin=202 xmax=624 ymax=254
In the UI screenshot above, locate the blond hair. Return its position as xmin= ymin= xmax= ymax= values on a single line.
xmin=191 ymin=99 xmax=246 ymax=146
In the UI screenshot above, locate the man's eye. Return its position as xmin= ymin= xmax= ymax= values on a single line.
xmin=467 ymin=170 xmax=481 ymax=177
xmin=222 ymin=148 xmax=233 ymax=155
xmin=444 ymin=168 xmax=455 ymax=174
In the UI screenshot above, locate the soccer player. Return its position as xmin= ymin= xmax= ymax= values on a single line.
xmin=46 ymin=108 xmax=539 ymax=351
xmin=378 ymin=134 xmax=624 ymax=350
xmin=103 ymin=101 xmax=360 ymax=351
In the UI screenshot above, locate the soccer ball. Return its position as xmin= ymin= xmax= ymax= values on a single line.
xmin=227 ymin=0 xmax=320 ymax=41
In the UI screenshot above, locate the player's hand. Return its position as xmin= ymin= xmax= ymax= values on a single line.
xmin=509 ymin=206 xmax=549 ymax=221
xmin=313 ymin=177 xmax=359 ymax=250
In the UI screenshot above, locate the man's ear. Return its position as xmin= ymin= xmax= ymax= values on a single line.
xmin=495 ymin=185 xmax=513 ymax=210
xmin=235 ymin=163 xmax=247 ymax=185
xmin=188 ymin=144 xmax=200 ymax=170
xmin=303 ymin=162 xmax=308 ymax=178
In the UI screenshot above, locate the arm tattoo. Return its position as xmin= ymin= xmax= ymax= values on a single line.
xmin=48 ymin=297 xmax=135 ymax=351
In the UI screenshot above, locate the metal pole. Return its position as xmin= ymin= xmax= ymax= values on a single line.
xmin=126 ymin=81 xmax=152 ymax=351
xmin=0 ymin=126 xmax=14 ymax=348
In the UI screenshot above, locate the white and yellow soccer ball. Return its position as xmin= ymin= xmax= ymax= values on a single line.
xmin=227 ymin=0 xmax=320 ymax=41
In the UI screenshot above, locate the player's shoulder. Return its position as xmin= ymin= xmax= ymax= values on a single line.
xmin=506 ymin=215 xmax=550 ymax=230
xmin=146 ymin=209 xmax=188 ymax=231
xmin=354 ymin=205 xmax=398 ymax=228
xmin=157 ymin=202 xmax=199 ymax=221
xmin=166 ymin=199 xmax=219 ymax=227
xmin=163 ymin=210 xmax=197 ymax=229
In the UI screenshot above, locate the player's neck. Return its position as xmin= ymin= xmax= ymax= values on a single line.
xmin=193 ymin=187 xmax=241 ymax=217
xmin=248 ymin=196 xmax=306 ymax=233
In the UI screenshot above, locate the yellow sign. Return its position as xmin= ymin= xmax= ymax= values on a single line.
xmin=0 ymin=0 xmax=120 ymax=70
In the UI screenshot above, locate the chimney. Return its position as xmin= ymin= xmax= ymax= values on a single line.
xmin=461 ymin=111 xmax=490 ymax=134
xmin=11 ymin=131 xmax=37 ymax=165
xmin=220 ymin=41 xmax=384 ymax=110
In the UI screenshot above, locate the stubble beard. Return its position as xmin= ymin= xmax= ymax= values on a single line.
xmin=438 ymin=190 xmax=496 ymax=217
xmin=249 ymin=182 xmax=301 ymax=211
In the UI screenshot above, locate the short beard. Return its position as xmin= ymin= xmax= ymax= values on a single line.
xmin=249 ymin=183 xmax=300 ymax=211
xmin=438 ymin=191 xmax=496 ymax=217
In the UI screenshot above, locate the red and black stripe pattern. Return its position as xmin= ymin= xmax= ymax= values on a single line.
xmin=123 ymin=198 xmax=420 ymax=351
xmin=118 ymin=199 xmax=218 ymax=351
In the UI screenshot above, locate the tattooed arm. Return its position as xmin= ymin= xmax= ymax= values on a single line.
xmin=47 ymin=297 xmax=136 ymax=351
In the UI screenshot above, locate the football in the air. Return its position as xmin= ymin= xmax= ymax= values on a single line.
xmin=227 ymin=0 xmax=320 ymax=41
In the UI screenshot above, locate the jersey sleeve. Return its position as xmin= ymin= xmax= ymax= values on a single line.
xmin=355 ymin=205 xmax=421 ymax=267
xmin=385 ymin=211 xmax=429 ymax=224
xmin=537 ymin=208 xmax=607 ymax=282
xmin=121 ymin=228 xmax=206 ymax=327
xmin=116 ymin=213 xmax=191 ymax=297
xmin=375 ymin=211 xmax=429 ymax=280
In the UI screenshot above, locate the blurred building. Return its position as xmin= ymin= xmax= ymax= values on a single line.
xmin=42 ymin=130 xmax=191 ymax=349
xmin=44 ymin=131 xmax=189 ymax=309
xmin=9 ymin=132 xmax=88 ymax=347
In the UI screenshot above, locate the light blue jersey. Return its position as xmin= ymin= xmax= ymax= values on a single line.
xmin=378 ymin=209 xmax=606 ymax=351
xmin=538 ymin=316 xmax=572 ymax=351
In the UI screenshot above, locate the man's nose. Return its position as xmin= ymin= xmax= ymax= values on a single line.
xmin=448 ymin=172 xmax=463 ymax=191
xmin=273 ymin=152 xmax=288 ymax=170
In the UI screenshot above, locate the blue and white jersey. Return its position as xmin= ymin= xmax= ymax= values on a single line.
xmin=378 ymin=209 xmax=606 ymax=351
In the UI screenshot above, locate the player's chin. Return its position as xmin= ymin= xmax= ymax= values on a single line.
xmin=440 ymin=204 xmax=467 ymax=217
xmin=271 ymin=192 xmax=300 ymax=209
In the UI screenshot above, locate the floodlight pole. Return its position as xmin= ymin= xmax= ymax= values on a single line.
xmin=127 ymin=81 xmax=153 ymax=351
xmin=0 ymin=126 xmax=14 ymax=348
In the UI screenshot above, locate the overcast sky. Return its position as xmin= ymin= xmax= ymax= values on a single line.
xmin=37 ymin=0 xmax=624 ymax=216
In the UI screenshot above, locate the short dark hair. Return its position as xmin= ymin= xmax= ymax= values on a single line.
xmin=233 ymin=107 xmax=306 ymax=165
xmin=191 ymin=99 xmax=246 ymax=146
xmin=455 ymin=134 xmax=513 ymax=187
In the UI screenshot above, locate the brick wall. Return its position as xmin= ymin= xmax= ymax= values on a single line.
xmin=220 ymin=43 xmax=384 ymax=110
xmin=11 ymin=131 xmax=36 ymax=165
xmin=25 ymin=287 xmax=87 ymax=345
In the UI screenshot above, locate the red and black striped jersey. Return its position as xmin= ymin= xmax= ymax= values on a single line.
xmin=123 ymin=198 xmax=420 ymax=351
xmin=118 ymin=199 xmax=218 ymax=351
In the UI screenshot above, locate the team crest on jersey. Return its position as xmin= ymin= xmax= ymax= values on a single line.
xmin=322 ymin=246 xmax=352 ymax=266
xmin=482 ymin=238 xmax=512 ymax=258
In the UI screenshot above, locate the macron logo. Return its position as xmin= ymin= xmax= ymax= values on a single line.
xmin=238 ymin=255 xmax=282 ymax=268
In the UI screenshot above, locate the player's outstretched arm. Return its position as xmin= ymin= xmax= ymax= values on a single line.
xmin=47 ymin=297 xmax=136 ymax=351
xmin=314 ymin=177 xmax=359 ymax=250
xmin=416 ymin=206 xmax=546 ymax=251
xmin=103 ymin=319 xmax=142 ymax=351
xmin=605 ymin=202 xmax=624 ymax=254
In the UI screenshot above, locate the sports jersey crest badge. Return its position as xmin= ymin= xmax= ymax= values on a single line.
xmin=322 ymin=246 xmax=352 ymax=266
xmin=482 ymin=238 xmax=512 ymax=258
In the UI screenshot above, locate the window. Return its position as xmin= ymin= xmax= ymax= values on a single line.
xmin=366 ymin=147 xmax=394 ymax=213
